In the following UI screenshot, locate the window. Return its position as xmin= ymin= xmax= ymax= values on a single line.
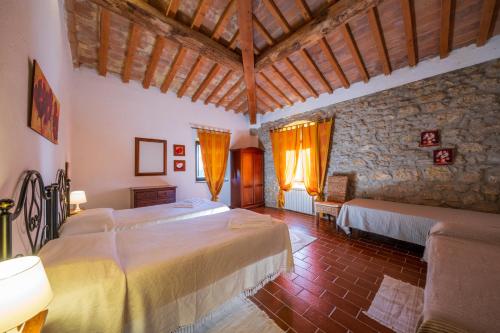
xmin=195 ymin=141 xmax=205 ymax=181
xmin=292 ymin=150 xmax=305 ymax=189
xmin=195 ymin=141 xmax=229 ymax=182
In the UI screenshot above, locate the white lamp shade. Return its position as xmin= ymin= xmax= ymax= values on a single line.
xmin=0 ymin=256 xmax=53 ymax=331
xmin=70 ymin=190 xmax=87 ymax=205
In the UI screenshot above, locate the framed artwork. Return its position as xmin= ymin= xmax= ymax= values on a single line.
xmin=420 ymin=130 xmax=440 ymax=147
xmin=433 ymin=148 xmax=454 ymax=165
xmin=173 ymin=144 xmax=185 ymax=156
xmin=135 ymin=137 xmax=167 ymax=176
xmin=174 ymin=160 xmax=186 ymax=172
xmin=29 ymin=60 xmax=60 ymax=144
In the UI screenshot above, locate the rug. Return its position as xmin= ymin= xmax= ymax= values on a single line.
xmin=364 ymin=275 xmax=424 ymax=333
xmin=289 ymin=229 xmax=317 ymax=253
xmin=184 ymin=296 xmax=284 ymax=333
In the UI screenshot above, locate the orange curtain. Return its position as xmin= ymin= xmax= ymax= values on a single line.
xmin=197 ymin=129 xmax=231 ymax=201
xmin=301 ymin=119 xmax=333 ymax=200
xmin=270 ymin=127 xmax=300 ymax=208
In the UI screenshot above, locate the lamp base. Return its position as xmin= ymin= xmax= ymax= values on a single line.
xmin=20 ymin=309 xmax=48 ymax=333
xmin=71 ymin=203 xmax=83 ymax=215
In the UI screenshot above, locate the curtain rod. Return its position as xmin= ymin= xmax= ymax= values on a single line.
xmin=190 ymin=123 xmax=231 ymax=134
xmin=269 ymin=118 xmax=333 ymax=132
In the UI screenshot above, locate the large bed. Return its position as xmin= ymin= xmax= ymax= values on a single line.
xmin=40 ymin=208 xmax=293 ymax=332
xmin=2 ymin=169 xmax=293 ymax=333
xmin=58 ymin=198 xmax=230 ymax=237
xmin=337 ymin=198 xmax=500 ymax=246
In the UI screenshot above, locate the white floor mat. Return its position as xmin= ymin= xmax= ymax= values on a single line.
xmin=184 ymin=296 xmax=284 ymax=333
xmin=289 ymin=229 xmax=317 ymax=253
xmin=364 ymin=275 xmax=424 ymax=333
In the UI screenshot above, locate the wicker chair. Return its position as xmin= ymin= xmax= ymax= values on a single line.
xmin=314 ymin=175 xmax=348 ymax=225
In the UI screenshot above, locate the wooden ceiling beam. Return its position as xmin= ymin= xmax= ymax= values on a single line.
xmin=229 ymin=31 xmax=239 ymax=49
xmin=211 ymin=0 xmax=237 ymax=40
xmin=439 ymin=0 xmax=454 ymax=58
xmin=257 ymin=84 xmax=282 ymax=109
xmin=284 ymin=58 xmax=319 ymax=98
xmin=367 ymin=7 xmax=391 ymax=74
xmin=341 ymin=24 xmax=369 ymax=82
xmin=259 ymin=72 xmax=292 ymax=105
xmin=253 ymin=15 xmax=275 ymax=46
xmin=87 ymin=0 xmax=242 ymax=72
xmin=143 ymin=36 xmax=166 ymax=89
xmin=299 ymin=48 xmax=333 ymax=94
xmin=257 ymin=96 xmax=273 ymax=113
xmin=192 ymin=63 xmax=221 ymax=102
xmin=477 ymin=0 xmax=497 ymax=46
xmin=401 ymin=0 xmax=417 ymax=66
xmin=263 ymin=0 xmax=291 ymax=34
xmin=205 ymin=70 xmax=233 ymax=104
xmin=160 ymin=46 xmax=187 ymax=93
xmin=227 ymin=90 xmax=247 ymax=111
xmin=166 ymin=0 xmax=180 ymax=18
xmin=177 ymin=56 xmax=204 ymax=98
xmin=269 ymin=65 xmax=306 ymax=102
xmin=255 ymin=0 xmax=381 ymax=71
xmin=191 ymin=0 xmax=212 ymax=30
xmin=237 ymin=0 xmax=257 ymax=124
xmin=236 ymin=102 xmax=248 ymax=114
xmin=122 ymin=23 xmax=141 ymax=83
xmin=98 ymin=8 xmax=110 ymax=76
xmin=296 ymin=0 xmax=312 ymax=21
xmin=216 ymin=77 xmax=243 ymax=107
xmin=318 ymin=37 xmax=349 ymax=88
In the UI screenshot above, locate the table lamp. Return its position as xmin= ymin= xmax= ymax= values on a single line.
xmin=70 ymin=190 xmax=87 ymax=213
xmin=0 ymin=256 xmax=53 ymax=333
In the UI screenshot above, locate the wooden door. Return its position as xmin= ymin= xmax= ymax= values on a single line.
xmin=241 ymin=150 xmax=254 ymax=207
xmin=253 ymin=151 xmax=264 ymax=205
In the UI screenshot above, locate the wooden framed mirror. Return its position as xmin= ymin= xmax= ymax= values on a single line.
xmin=135 ymin=137 xmax=167 ymax=176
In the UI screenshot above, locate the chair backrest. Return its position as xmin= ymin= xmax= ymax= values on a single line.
xmin=326 ymin=175 xmax=348 ymax=203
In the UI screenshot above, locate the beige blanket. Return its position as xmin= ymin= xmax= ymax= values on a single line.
xmin=39 ymin=209 xmax=293 ymax=333
xmin=424 ymin=235 xmax=500 ymax=333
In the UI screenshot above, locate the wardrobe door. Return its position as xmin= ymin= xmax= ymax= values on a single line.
xmin=253 ymin=151 xmax=264 ymax=205
xmin=241 ymin=151 xmax=254 ymax=207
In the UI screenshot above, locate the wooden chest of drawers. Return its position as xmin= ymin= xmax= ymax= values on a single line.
xmin=130 ymin=185 xmax=177 ymax=208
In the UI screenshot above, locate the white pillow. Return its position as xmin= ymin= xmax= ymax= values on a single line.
xmin=59 ymin=208 xmax=115 ymax=237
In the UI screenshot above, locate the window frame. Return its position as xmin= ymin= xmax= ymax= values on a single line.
xmin=195 ymin=141 xmax=206 ymax=182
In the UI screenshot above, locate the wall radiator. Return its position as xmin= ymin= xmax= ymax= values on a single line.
xmin=284 ymin=188 xmax=314 ymax=215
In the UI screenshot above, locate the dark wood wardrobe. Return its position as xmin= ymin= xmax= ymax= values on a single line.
xmin=230 ymin=147 xmax=264 ymax=208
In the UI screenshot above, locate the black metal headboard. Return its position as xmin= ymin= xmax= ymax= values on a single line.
xmin=0 ymin=168 xmax=71 ymax=260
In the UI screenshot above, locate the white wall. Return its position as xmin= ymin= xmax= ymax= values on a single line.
xmin=0 ymin=0 xmax=73 ymax=255
xmin=70 ymin=68 xmax=257 ymax=209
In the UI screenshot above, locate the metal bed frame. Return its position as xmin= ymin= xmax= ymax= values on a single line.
xmin=0 ymin=169 xmax=70 ymax=261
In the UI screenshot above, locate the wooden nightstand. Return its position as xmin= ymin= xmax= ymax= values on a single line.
xmin=130 ymin=185 xmax=177 ymax=208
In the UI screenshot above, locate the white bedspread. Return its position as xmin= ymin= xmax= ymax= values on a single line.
xmin=59 ymin=198 xmax=230 ymax=237
xmin=39 ymin=209 xmax=293 ymax=333
xmin=113 ymin=198 xmax=230 ymax=230
xmin=337 ymin=199 xmax=500 ymax=246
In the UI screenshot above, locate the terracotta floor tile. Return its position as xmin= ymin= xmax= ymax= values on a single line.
xmin=330 ymin=308 xmax=377 ymax=333
xmin=254 ymin=288 xmax=285 ymax=313
xmin=276 ymin=306 xmax=318 ymax=333
xmin=303 ymin=307 xmax=348 ymax=333
xmin=249 ymin=208 xmax=425 ymax=333
xmin=274 ymin=288 xmax=311 ymax=315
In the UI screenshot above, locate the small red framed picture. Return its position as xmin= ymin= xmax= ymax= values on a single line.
xmin=433 ymin=148 xmax=453 ymax=165
xmin=420 ymin=130 xmax=440 ymax=147
xmin=173 ymin=144 xmax=185 ymax=156
xmin=174 ymin=160 xmax=186 ymax=172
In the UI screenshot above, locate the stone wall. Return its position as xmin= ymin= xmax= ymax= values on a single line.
xmin=258 ymin=59 xmax=500 ymax=213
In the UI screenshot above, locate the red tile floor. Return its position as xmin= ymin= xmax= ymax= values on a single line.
xmin=249 ymin=207 xmax=427 ymax=333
